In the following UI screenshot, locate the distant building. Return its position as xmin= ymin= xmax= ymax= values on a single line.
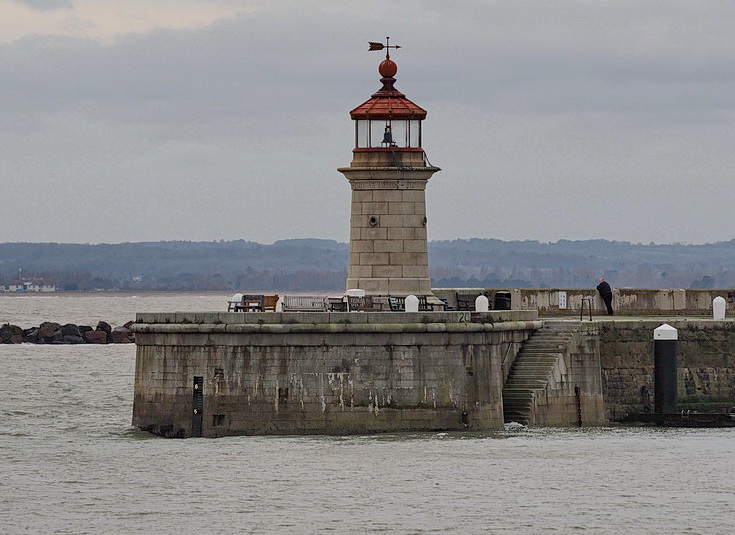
xmin=6 ymin=279 xmax=56 ymax=292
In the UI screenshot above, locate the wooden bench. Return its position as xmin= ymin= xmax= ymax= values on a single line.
xmin=263 ymin=294 xmax=279 ymax=312
xmin=388 ymin=296 xmax=430 ymax=311
xmin=456 ymin=293 xmax=480 ymax=311
xmin=228 ymin=294 xmax=278 ymax=312
xmin=327 ymin=296 xmax=347 ymax=312
xmin=240 ymin=294 xmax=265 ymax=312
xmin=388 ymin=296 xmax=404 ymax=311
xmin=347 ymin=295 xmax=365 ymax=311
xmin=282 ymin=295 xmax=327 ymax=312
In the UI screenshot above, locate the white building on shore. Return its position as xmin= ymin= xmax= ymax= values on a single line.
xmin=6 ymin=279 xmax=56 ymax=292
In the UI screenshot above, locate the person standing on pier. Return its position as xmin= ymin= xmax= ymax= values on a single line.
xmin=597 ymin=278 xmax=614 ymax=315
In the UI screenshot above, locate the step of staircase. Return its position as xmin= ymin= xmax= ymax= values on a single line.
xmin=502 ymin=321 xmax=580 ymax=424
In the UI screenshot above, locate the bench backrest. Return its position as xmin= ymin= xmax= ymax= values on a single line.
xmin=456 ymin=293 xmax=479 ymax=311
xmin=282 ymin=295 xmax=327 ymax=312
xmin=263 ymin=294 xmax=279 ymax=311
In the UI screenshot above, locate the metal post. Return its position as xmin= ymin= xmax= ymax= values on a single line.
xmin=653 ymin=324 xmax=678 ymax=420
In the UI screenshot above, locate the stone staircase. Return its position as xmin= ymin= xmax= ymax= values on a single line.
xmin=503 ymin=321 xmax=579 ymax=425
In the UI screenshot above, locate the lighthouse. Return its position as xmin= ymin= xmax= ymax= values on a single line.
xmin=338 ymin=40 xmax=441 ymax=297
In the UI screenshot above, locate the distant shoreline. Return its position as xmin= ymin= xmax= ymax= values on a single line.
xmin=0 ymin=290 xmax=235 ymax=298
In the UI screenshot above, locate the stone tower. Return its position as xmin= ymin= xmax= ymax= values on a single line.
xmin=338 ymin=47 xmax=440 ymax=296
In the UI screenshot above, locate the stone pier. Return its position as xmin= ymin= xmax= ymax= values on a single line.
xmin=132 ymin=310 xmax=540 ymax=437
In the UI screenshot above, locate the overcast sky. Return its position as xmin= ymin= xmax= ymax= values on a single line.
xmin=2 ymin=0 xmax=734 ymax=245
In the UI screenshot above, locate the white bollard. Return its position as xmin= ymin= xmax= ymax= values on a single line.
xmin=475 ymin=295 xmax=489 ymax=312
xmin=405 ymin=294 xmax=419 ymax=312
xmin=713 ymin=296 xmax=726 ymax=320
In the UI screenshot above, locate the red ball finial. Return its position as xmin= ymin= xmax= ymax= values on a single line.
xmin=379 ymin=57 xmax=398 ymax=78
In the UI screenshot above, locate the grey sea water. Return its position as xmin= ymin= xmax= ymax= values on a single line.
xmin=1 ymin=294 xmax=734 ymax=534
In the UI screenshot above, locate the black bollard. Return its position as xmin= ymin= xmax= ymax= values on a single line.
xmin=654 ymin=324 xmax=678 ymax=420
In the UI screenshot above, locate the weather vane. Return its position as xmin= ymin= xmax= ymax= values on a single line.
xmin=368 ymin=36 xmax=401 ymax=58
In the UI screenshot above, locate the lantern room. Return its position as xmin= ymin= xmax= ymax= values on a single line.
xmin=348 ymin=52 xmax=428 ymax=166
xmin=338 ymin=41 xmax=440 ymax=297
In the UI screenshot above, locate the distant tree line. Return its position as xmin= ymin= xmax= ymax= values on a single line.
xmin=1 ymin=238 xmax=735 ymax=291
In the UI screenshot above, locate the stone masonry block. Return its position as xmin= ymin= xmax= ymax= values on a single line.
xmin=361 ymin=227 xmax=387 ymax=240
xmin=352 ymin=190 xmax=373 ymax=203
xmin=403 ymin=215 xmax=427 ymax=228
xmin=358 ymin=278 xmax=390 ymax=293
xmin=400 ymin=191 xmax=426 ymax=203
xmin=390 ymin=252 xmax=428 ymax=266
xmin=362 ymin=202 xmax=389 ymax=215
xmin=387 ymin=227 xmax=416 ymax=240
xmin=359 ymin=252 xmax=390 ymax=265
xmin=372 ymin=190 xmax=404 ymax=202
xmin=403 ymin=240 xmax=427 ymax=253
xmin=389 ymin=202 xmax=416 ymax=215
xmin=388 ymin=279 xmax=422 ymax=294
xmin=349 ymin=265 xmax=373 ymax=278
xmin=379 ymin=215 xmax=403 ymax=228
xmin=351 ymin=201 xmax=363 ymax=215
xmin=413 ymin=202 xmax=426 ymax=215
xmin=351 ymin=240 xmax=374 ymax=253
xmin=373 ymin=240 xmax=404 ymax=253
xmin=373 ymin=265 xmax=404 ymax=278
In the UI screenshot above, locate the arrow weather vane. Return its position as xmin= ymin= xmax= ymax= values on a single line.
xmin=368 ymin=36 xmax=401 ymax=58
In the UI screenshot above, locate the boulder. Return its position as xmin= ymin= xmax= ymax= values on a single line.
xmin=37 ymin=322 xmax=61 ymax=340
xmin=78 ymin=325 xmax=93 ymax=336
xmin=49 ymin=331 xmax=64 ymax=343
xmin=62 ymin=334 xmax=85 ymax=344
xmin=84 ymin=330 xmax=108 ymax=344
xmin=60 ymin=324 xmax=83 ymax=344
xmin=0 ymin=324 xmax=14 ymax=343
xmin=23 ymin=329 xmax=39 ymax=343
xmin=111 ymin=327 xmax=133 ymax=344
xmin=60 ymin=324 xmax=81 ymax=337
xmin=1 ymin=325 xmax=23 ymax=344
xmin=95 ymin=321 xmax=112 ymax=334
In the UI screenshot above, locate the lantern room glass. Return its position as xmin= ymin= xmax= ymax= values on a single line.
xmin=355 ymin=120 xmax=421 ymax=148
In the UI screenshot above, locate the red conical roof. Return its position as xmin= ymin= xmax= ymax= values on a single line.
xmin=350 ymin=57 xmax=426 ymax=121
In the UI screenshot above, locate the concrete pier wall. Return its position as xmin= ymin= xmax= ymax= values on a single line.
xmin=132 ymin=311 xmax=540 ymax=437
xmin=434 ymin=288 xmax=734 ymax=316
xmin=535 ymin=323 xmax=606 ymax=426
xmin=598 ymin=320 xmax=735 ymax=421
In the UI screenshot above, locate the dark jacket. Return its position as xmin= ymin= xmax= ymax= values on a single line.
xmin=596 ymin=281 xmax=612 ymax=297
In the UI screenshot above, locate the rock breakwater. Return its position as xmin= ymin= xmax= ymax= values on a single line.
xmin=0 ymin=321 xmax=135 ymax=344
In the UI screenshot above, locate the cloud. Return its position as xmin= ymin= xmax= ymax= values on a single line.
xmin=11 ymin=0 xmax=71 ymax=10
xmin=0 ymin=0 xmax=257 ymax=43
xmin=1 ymin=1 xmax=735 ymax=244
